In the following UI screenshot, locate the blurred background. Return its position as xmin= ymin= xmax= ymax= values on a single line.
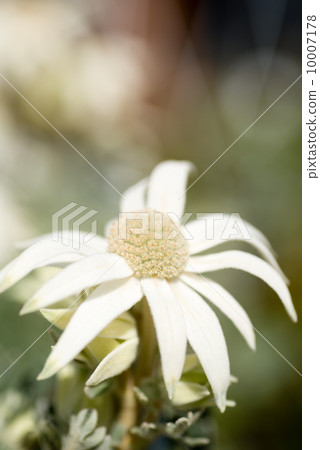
xmin=0 ymin=0 xmax=301 ymax=448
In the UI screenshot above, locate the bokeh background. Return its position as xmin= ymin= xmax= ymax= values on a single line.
xmin=0 ymin=0 xmax=301 ymax=448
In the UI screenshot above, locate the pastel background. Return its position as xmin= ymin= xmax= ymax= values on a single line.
xmin=0 ymin=0 xmax=301 ymax=448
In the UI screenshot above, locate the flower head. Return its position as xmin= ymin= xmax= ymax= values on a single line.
xmin=108 ymin=210 xmax=189 ymax=278
xmin=0 ymin=160 xmax=297 ymax=412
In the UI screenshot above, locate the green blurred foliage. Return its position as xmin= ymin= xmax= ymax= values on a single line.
xmin=0 ymin=1 xmax=301 ymax=449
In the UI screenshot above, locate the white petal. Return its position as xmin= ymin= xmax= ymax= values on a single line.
xmin=0 ymin=240 xmax=88 ymax=294
xmin=225 ymin=399 xmax=236 ymax=408
xmin=16 ymin=232 xmax=107 ymax=253
xmin=171 ymin=280 xmax=230 ymax=412
xmin=141 ymin=278 xmax=187 ymax=399
xmin=181 ymin=273 xmax=255 ymax=350
xmin=99 ymin=312 xmax=137 ymax=340
xmin=40 ymin=308 xmax=76 ymax=330
xmin=87 ymin=337 xmax=119 ymax=362
xmin=37 ymin=277 xmax=143 ymax=379
xmin=187 ymin=214 xmax=271 ymax=248
xmin=86 ymin=338 xmax=139 ymax=386
xmin=147 ymin=160 xmax=194 ymax=218
xmin=172 ymin=381 xmax=210 ymax=406
xmin=21 ymin=253 xmax=133 ymax=314
xmin=120 ymin=178 xmax=148 ymax=213
xmin=187 ymin=214 xmax=288 ymax=282
xmin=41 ymin=308 xmax=137 ymax=339
xmin=185 ymin=251 xmax=297 ymax=321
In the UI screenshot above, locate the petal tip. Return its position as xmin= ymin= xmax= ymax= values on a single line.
xmin=20 ymin=298 xmax=39 ymax=315
xmin=37 ymin=357 xmax=59 ymax=380
xmin=216 ymin=391 xmax=227 ymax=413
xmin=39 ymin=308 xmax=54 ymax=322
xmin=249 ymin=336 xmax=256 ymax=351
xmin=225 ymin=399 xmax=236 ymax=408
xmin=166 ymin=377 xmax=178 ymax=400
xmin=287 ymin=304 xmax=298 ymax=322
xmin=85 ymin=376 xmax=98 ymax=387
xmin=0 ymin=276 xmax=13 ymax=294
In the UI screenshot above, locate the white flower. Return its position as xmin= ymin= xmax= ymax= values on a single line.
xmin=0 ymin=160 xmax=297 ymax=412
xmin=41 ymin=308 xmax=139 ymax=386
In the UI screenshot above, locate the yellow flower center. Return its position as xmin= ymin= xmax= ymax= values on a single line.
xmin=108 ymin=210 xmax=189 ymax=279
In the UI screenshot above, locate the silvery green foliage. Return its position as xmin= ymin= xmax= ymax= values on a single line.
xmin=84 ymin=379 xmax=114 ymax=399
xmin=131 ymin=411 xmax=209 ymax=447
xmin=62 ymin=409 xmax=112 ymax=450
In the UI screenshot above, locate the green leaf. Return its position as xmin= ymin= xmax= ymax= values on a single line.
xmin=172 ymin=417 xmax=190 ymax=435
xmin=95 ymin=436 xmax=113 ymax=450
xmin=172 ymin=381 xmax=210 ymax=406
xmin=183 ymin=436 xmax=210 ymax=447
xmin=62 ymin=409 xmax=111 ymax=450
xmin=133 ymin=386 xmax=149 ymax=405
xmin=84 ymin=380 xmax=114 ymax=399
xmin=82 ymin=427 xmax=106 ymax=448
xmin=69 ymin=409 xmax=98 ymax=441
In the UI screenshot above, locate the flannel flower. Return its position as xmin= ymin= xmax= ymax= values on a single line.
xmin=0 ymin=160 xmax=297 ymax=412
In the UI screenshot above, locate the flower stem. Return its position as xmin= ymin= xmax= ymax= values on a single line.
xmin=118 ymin=298 xmax=157 ymax=449
xmin=118 ymin=372 xmax=138 ymax=449
xmin=135 ymin=297 xmax=157 ymax=384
